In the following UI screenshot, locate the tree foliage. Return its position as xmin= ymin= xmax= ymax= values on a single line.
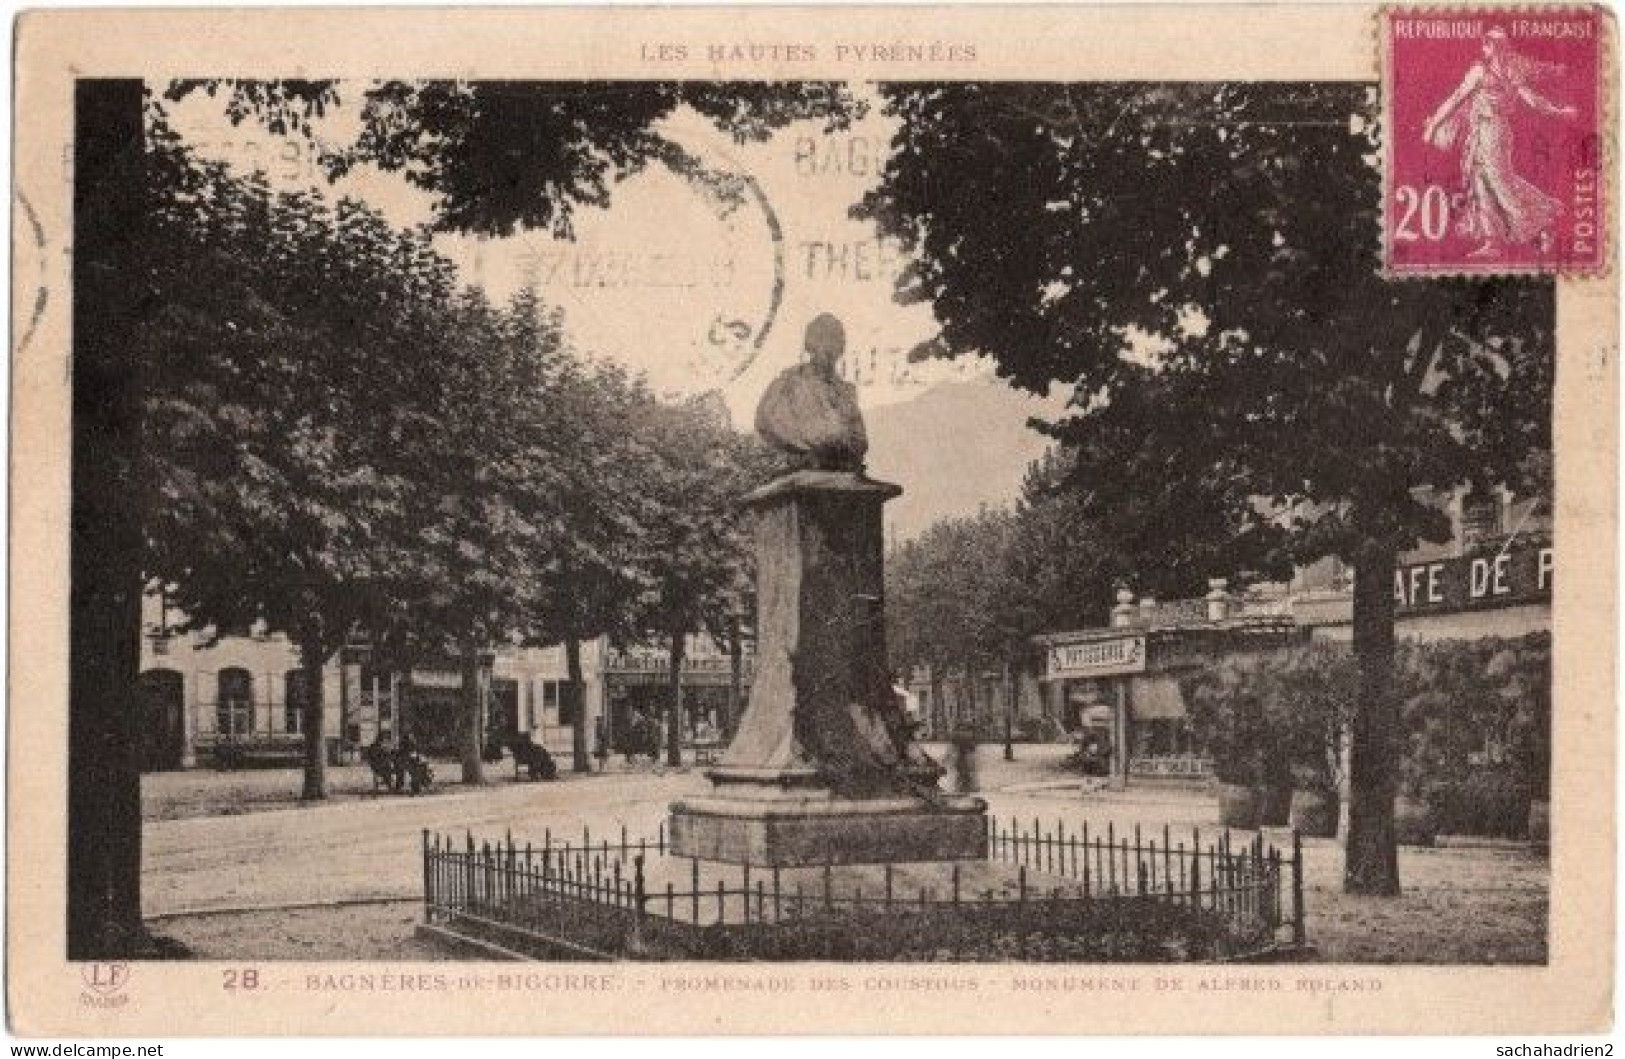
xmin=863 ymin=83 xmax=1552 ymax=556
xmin=139 ymin=110 xmax=771 ymax=793
xmin=864 ymin=82 xmax=1554 ymax=894
xmin=167 ymin=80 xmax=863 ymax=237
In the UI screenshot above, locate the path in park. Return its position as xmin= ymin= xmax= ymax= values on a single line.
xmin=143 ymin=744 xmax=1193 ymax=915
xmin=145 ymin=744 xmax=1549 ymax=962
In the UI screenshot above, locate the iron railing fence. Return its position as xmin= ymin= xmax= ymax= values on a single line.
xmin=422 ymin=817 xmax=1305 ymax=960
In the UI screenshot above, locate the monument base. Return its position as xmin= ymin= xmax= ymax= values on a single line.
xmin=668 ymin=791 xmax=989 ymax=866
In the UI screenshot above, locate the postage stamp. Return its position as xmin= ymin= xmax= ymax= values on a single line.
xmin=1381 ymin=5 xmax=1609 ymax=275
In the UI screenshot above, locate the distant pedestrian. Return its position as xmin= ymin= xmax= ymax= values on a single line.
xmin=949 ymin=725 xmax=980 ymax=793
xmin=394 ymin=733 xmax=419 ymax=793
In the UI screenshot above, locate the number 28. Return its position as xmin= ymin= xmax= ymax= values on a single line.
xmin=223 ymin=968 xmax=260 ymax=990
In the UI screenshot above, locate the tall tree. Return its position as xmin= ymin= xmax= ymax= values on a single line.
xmin=70 ymin=79 xmax=152 ymax=958
xmin=885 ymin=509 xmax=1013 ymax=731
xmin=379 ymin=288 xmax=557 ymax=784
xmin=630 ymin=394 xmax=771 ymax=766
xmin=515 ymin=317 xmax=659 ymax=773
xmin=142 ymin=138 xmax=462 ymax=801
xmin=864 ymin=83 xmax=1553 ymax=894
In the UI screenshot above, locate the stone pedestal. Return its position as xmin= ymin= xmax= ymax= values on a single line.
xmin=669 ymin=470 xmax=986 ymax=866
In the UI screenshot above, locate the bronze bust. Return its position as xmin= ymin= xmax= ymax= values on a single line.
xmin=754 ymin=313 xmax=868 ymax=472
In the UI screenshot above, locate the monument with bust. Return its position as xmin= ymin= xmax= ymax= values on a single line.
xmin=668 ymin=313 xmax=988 ymax=866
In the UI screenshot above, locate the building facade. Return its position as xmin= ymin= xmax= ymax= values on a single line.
xmin=137 ymin=592 xmax=750 ymax=770
xmin=1032 ymin=484 xmax=1552 ymax=787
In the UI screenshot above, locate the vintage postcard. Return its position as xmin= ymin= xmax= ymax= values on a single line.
xmin=8 ymin=3 xmax=1619 ymax=1037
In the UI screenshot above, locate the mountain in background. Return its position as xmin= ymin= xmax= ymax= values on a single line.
xmin=864 ymin=378 xmax=1063 ymax=541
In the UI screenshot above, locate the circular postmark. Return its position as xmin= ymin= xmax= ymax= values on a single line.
xmin=16 ymin=189 xmax=51 ymax=359
xmin=501 ymin=131 xmax=784 ymax=397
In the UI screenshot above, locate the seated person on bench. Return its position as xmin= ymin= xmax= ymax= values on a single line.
xmin=510 ymin=733 xmax=558 ymax=781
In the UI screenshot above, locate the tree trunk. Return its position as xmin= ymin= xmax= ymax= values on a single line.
xmin=298 ymin=628 xmax=329 ymax=801
xmin=1003 ymin=664 xmax=1016 ymax=761
xmin=566 ymin=635 xmax=589 ymax=773
xmin=666 ymin=628 xmax=686 ymax=767
xmin=1344 ymin=541 xmax=1402 ymax=895
xmin=68 ymin=79 xmax=150 ymax=958
xmin=725 ymin=613 xmax=743 ymax=740
xmin=460 ymin=644 xmax=486 ymax=785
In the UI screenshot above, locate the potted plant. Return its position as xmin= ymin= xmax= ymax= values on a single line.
xmin=1256 ymin=749 xmax=1294 ymax=828
xmin=1395 ymin=715 xmax=1442 ymax=847
xmin=1278 ymin=647 xmax=1354 ymax=838
xmin=1183 ymin=661 xmax=1264 ymax=828
xmin=1214 ymin=757 xmax=1264 ymax=828
xmin=1394 ymin=782 xmax=1440 ymax=847
xmin=1288 ymin=763 xmax=1340 ymax=838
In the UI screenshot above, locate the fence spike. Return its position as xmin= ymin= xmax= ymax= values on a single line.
xmin=1292 ymin=829 xmax=1306 ymax=947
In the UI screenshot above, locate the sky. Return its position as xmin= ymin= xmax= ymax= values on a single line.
xmin=164 ymin=83 xmax=1062 ymax=536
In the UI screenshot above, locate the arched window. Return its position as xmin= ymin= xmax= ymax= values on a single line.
xmin=284 ymin=669 xmax=309 ymax=735
xmin=217 ymin=668 xmax=254 ymax=737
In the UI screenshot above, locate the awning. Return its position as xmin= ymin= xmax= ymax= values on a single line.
xmin=1130 ymin=676 xmax=1186 ymax=721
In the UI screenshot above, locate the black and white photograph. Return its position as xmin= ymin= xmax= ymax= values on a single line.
xmin=11 ymin=4 xmax=1616 ymax=1038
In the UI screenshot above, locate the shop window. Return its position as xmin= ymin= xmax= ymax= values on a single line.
xmin=360 ymin=666 xmax=394 ymax=722
xmin=542 ymin=680 xmax=581 ymax=726
xmin=1462 ymin=487 xmax=1503 ymax=544
xmin=217 ymin=668 xmax=254 ymax=736
xmin=538 ymin=680 xmax=565 ymax=725
xmin=284 ymin=669 xmax=308 ymax=734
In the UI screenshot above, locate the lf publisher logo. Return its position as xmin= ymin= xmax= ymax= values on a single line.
xmin=79 ymin=962 xmax=130 ymax=1007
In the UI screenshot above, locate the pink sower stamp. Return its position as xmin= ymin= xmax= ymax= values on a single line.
xmin=1382 ymin=6 xmax=1608 ymax=275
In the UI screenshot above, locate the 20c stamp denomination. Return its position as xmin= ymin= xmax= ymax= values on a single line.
xmin=1382 ymin=5 xmax=1609 ymax=275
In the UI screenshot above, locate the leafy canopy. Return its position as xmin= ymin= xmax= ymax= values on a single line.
xmin=862 ymin=83 xmax=1553 ymax=561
